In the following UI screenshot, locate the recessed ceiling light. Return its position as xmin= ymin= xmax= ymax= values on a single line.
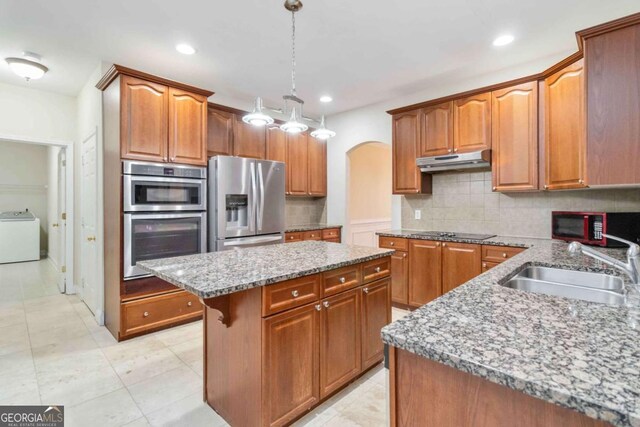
xmin=176 ymin=44 xmax=196 ymax=55
xmin=492 ymin=34 xmax=515 ymax=47
xmin=319 ymin=95 xmax=333 ymax=103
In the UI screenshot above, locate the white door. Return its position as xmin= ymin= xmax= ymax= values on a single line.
xmin=56 ymin=149 xmax=66 ymax=293
xmin=81 ymin=132 xmax=99 ymax=315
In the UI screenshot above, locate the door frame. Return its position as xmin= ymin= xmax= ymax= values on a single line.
xmin=0 ymin=133 xmax=75 ymax=294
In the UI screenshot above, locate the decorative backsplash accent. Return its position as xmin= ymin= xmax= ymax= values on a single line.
xmin=286 ymin=196 xmax=327 ymax=226
xmin=401 ymin=171 xmax=640 ymax=238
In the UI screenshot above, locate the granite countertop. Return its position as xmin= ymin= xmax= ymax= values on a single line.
xmin=286 ymin=224 xmax=343 ymax=233
xmin=138 ymin=241 xmax=393 ymax=299
xmin=377 ymin=228 xmax=543 ymax=247
xmin=381 ymin=237 xmax=640 ymax=426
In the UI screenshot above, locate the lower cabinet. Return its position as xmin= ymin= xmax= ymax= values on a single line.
xmin=361 ymin=278 xmax=391 ymax=369
xmin=390 ymin=251 xmax=408 ymax=305
xmin=441 ymin=242 xmax=482 ymax=294
xmin=285 ymin=228 xmax=342 ymax=244
xmin=408 ymin=239 xmax=442 ymax=306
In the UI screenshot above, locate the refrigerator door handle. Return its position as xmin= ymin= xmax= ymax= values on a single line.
xmin=257 ymin=162 xmax=265 ymax=231
xmin=250 ymin=161 xmax=257 ymax=233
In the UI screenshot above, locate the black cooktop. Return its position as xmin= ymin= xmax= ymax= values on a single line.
xmin=414 ymin=231 xmax=496 ymax=240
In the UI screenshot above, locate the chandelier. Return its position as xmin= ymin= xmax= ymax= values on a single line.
xmin=242 ymin=0 xmax=336 ymax=140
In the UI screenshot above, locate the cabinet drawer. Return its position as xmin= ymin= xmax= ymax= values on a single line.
xmin=378 ymin=236 xmax=408 ymax=251
xmin=482 ymin=261 xmax=500 ymax=272
xmin=481 ymin=246 xmax=525 ymax=263
xmin=325 ymin=238 xmax=340 ymax=243
xmin=322 ymin=265 xmax=362 ymax=297
xmin=303 ymin=230 xmax=323 ymax=241
xmin=262 ymin=274 xmax=321 ymax=317
xmin=285 ymin=232 xmax=303 ymax=243
xmin=122 ymin=291 xmax=202 ymax=337
xmin=362 ymin=257 xmax=391 ymax=284
xmin=322 ymin=228 xmax=340 ymax=239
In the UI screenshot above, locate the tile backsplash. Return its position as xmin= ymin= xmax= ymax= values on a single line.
xmin=286 ymin=196 xmax=327 ymax=226
xmin=401 ymin=171 xmax=640 ymax=238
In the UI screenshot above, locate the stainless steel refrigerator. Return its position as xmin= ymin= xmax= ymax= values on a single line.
xmin=208 ymin=156 xmax=285 ymax=251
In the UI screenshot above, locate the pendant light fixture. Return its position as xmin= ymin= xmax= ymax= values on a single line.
xmin=5 ymin=52 xmax=48 ymax=81
xmin=242 ymin=0 xmax=336 ymax=140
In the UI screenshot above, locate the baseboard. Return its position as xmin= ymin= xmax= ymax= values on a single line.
xmin=47 ymin=256 xmax=59 ymax=271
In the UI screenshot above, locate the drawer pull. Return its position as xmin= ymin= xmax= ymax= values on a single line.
xmin=375 ymin=266 xmax=381 ymax=273
xmin=403 ymin=253 xmax=407 ymax=258
xmin=363 ymin=287 xmax=369 ymax=294
xmin=483 ymin=262 xmax=487 ymax=268
xmin=323 ymin=301 xmax=330 ymax=308
xmin=291 ymin=290 xmax=299 ymax=298
xmin=443 ymin=243 xmax=447 ymax=247
xmin=143 ymin=311 xmax=149 ymax=317
xmin=502 ymin=253 xmax=508 ymax=258
xmin=390 ymin=242 xmax=395 ymax=246
xmin=187 ymin=301 xmax=193 ymax=307
xmin=339 ymin=277 xmax=346 ymax=284
xmin=315 ymin=304 xmax=322 ymax=311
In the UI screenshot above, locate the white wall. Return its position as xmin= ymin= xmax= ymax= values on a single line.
xmin=0 ymin=140 xmax=49 ymax=255
xmin=325 ymin=52 xmax=572 ymax=231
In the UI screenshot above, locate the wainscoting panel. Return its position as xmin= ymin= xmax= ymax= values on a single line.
xmin=347 ymin=219 xmax=392 ymax=247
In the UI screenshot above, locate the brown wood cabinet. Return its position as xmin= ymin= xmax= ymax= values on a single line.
xmin=263 ymin=303 xmax=320 ymax=426
xmin=544 ymin=59 xmax=586 ymax=190
xmin=233 ymin=115 xmax=266 ymax=159
xmin=389 ymin=250 xmax=408 ymax=305
xmin=419 ymin=102 xmax=454 ymax=156
xmin=266 ymin=126 xmax=286 ymax=163
xmin=441 ymin=242 xmax=481 ymax=294
xmin=285 ymin=228 xmax=341 ymax=244
xmin=308 ymin=137 xmax=327 ymax=196
xmin=120 ymin=75 xmax=169 ymax=163
xmin=168 ymin=88 xmax=208 ymax=165
xmin=207 ymin=106 xmax=234 ymax=157
xmin=286 ymin=132 xmax=309 ymax=195
xmin=392 ymin=111 xmax=432 ymax=194
xmin=319 ymin=288 xmax=361 ymax=398
xmin=453 ymin=92 xmax=492 ymax=153
xmin=492 ymin=82 xmax=539 ymax=192
xmin=408 ymin=239 xmax=442 ymax=306
xmin=361 ymin=278 xmax=391 ymax=370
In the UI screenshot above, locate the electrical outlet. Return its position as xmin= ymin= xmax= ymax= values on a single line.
xmin=414 ymin=209 xmax=422 ymax=220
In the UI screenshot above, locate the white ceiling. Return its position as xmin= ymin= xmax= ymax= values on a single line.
xmin=1 ymin=0 xmax=638 ymax=115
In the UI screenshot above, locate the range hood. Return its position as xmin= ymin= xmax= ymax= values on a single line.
xmin=417 ymin=149 xmax=491 ymax=173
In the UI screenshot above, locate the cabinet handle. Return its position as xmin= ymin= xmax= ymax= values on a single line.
xmin=375 ymin=266 xmax=381 ymax=273
xmin=403 ymin=253 xmax=407 ymax=258
xmin=578 ymin=179 xmax=584 ymax=184
xmin=143 ymin=311 xmax=149 ymax=317
xmin=448 ymin=149 xmax=452 ymax=153
xmin=492 ymin=186 xmax=497 ymax=191
xmin=339 ymin=277 xmax=346 ymax=284
xmin=323 ymin=301 xmax=330 ymax=308
xmin=502 ymin=253 xmax=508 ymax=258
xmin=453 ymin=148 xmax=458 ymax=152
xmin=291 ymin=290 xmax=299 ymax=298
xmin=390 ymin=242 xmax=395 ymax=246
xmin=187 ymin=301 xmax=193 ymax=307
xmin=544 ymin=185 xmax=549 ymax=190
xmin=315 ymin=304 xmax=322 ymax=311
xmin=363 ymin=287 xmax=369 ymax=294
xmin=482 ymin=262 xmax=487 ymax=268
xmin=436 ymin=242 xmax=441 ymax=247
xmin=170 ymin=156 xmax=176 ymax=162
xmin=442 ymin=243 xmax=447 ymax=247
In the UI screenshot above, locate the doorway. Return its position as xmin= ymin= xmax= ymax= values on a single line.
xmin=345 ymin=142 xmax=392 ymax=246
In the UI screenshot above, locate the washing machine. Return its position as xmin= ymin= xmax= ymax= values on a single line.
xmin=0 ymin=210 xmax=41 ymax=263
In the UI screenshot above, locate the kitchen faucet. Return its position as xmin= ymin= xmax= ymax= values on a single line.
xmin=568 ymin=234 xmax=640 ymax=285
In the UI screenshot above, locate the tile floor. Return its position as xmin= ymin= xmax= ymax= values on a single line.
xmin=0 ymin=259 xmax=409 ymax=427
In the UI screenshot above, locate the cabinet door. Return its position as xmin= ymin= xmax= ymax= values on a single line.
xmin=319 ymin=289 xmax=361 ymax=398
xmin=233 ymin=116 xmax=266 ymax=159
xmin=419 ymin=102 xmax=454 ymax=156
xmin=168 ymin=88 xmax=208 ymax=165
xmin=544 ymin=59 xmax=586 ymax=190
xmin=408 ymin=240 xmax=442 ymax=307
xmin=390 ymin=251 xmax=408 ymax=305
xmin=120 ymin=75 xmax=168 ymax=162
xmin=441 ymin=242 xmax=481 ymax=294
xmin=453 ymin=92 xmax=491 ymax=153
xmin=286 ymin=132 xmax=309 ymax=195
xmin=307 ymin=137 xmax=327 ymax=196
xmin=207 ymin=107 xmax=234 ymax=157
xmin=491 ymin=82 xmax=539 ymax=192
xmin=266 ymin=126 xmax=286 ymax=163
xmin=263 ymin=303 xmax=320 ymax=427
xmin=361 ymin=279 xmax=391 ymax=370
xmin=392 ymin=111 xmax=425 ymax=194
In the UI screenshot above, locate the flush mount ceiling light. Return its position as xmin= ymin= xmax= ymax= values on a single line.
xmin=492 ymin=34 xmax=515 ymax=47
xmin=319 ymin=95 xmax=333 ymax=103
xmin=242 ymin=0 xmax=336 ymax=139
xmin=176 ymin=43 xmax=196 ymax=55
xmin=310 ymin=116 xmax=336 ymax=140
xmin=5 ymin=52 xmax=48 ymax=81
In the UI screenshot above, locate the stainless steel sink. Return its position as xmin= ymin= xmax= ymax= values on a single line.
xmin=503 ymin=266 xmax=626 ymax=306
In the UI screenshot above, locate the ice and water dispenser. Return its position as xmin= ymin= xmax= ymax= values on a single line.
xmin=225 ymin=195 xmax=248 ymax=229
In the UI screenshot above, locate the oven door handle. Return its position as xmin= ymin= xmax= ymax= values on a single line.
xmin=126 ymin=212 xmax=206 ymax=220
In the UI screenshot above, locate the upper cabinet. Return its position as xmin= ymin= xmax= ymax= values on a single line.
xmin=419 ymin=102 xmax=453 ymax=157
xmin=491 ymin=81 xmax=539 ymax=192
xmin=233 ymin=116 xmax=266 ymax=159
xmin=286 ymin=132 xmax=309 ymax=196
xmin=266 ymin=126 xmax=287 ymax=164
xmin=308 ymin=137 xmax=327 ymax=196
xmin=453 ymin=92 xmax=491 ymax=153
xmin=392 ymin=111 xmax=432 ymax=194
xmin=120 ymin=76 xmax=169 ymax=163
xmin=584 ymin=19 xmax=640 ymax=186
xmin=544 ymin=59 xmax=586 ymax=190
xmin=168 ymin=88 xmax=208 ymax=166
xmin=207 ymin=106 xmax=234 ymax=157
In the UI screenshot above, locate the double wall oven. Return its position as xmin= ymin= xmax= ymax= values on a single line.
xmin=123 ymin=161 xmax=207 ymax=280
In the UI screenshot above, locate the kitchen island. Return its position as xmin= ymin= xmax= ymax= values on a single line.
xmin=139 ymin=241 xmax=394 ymax=427
xmin=381 ymin=236 xmax=640 ymax=427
